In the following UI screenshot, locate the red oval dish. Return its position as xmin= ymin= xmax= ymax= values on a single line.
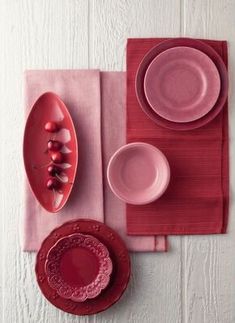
xmin=35 ymin=219 xmax=131 ymax=315
xmin=136 ymin=38 xmax=228 ymax=130
xmin=45 ymin=233 xmax=113 ymax=302
xmin=23 ymin=92 xmax=78 ymax=212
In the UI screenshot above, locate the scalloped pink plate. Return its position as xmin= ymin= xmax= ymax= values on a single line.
xmin=45 ymin=233 xmax=113 ymax=302
xmin=144 ymin=46 xmax=221 ymax=123
xmin=107 ymin=142 xmax=170 ymax=205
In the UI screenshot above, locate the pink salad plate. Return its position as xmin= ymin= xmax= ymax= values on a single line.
xmin=107 ymin=142 xmax=170 ymax=205
xmin=136 ymin=38 xmax=228 ymax=130
xmin=23 ymin=92 xmax=78 ymax=213
xmin=144 ymin=46 xmax=221 ymax=123
xmin=36 ymin=219 xmax=131 ymax=316
xmin=45 ymin=233 xmax=113 ymax=302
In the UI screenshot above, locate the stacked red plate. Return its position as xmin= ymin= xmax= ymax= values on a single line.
xmin=136 ymin=38 xmax=228 ymax=130
xmin=45 ymin=233 xmax=113 ymax=302
xmin=35 ymin=219 xmax=131 ymax=315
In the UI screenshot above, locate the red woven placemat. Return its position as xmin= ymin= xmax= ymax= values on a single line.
xmin=126 ymin=38 xmax=229 ymax=235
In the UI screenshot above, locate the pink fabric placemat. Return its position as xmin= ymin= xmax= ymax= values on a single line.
xmin=22 ymin=70 xmax=167 ymax=252
xmin=126 ymin=38 xmax=229 ymax=235
xmin=23 ymin=70 xmax=103 ymax=251
xmin=101 ymin=72 xmax=167 ymax=251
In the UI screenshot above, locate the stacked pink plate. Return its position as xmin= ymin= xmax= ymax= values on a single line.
xmin=135 ymin=38 xmax=228 ymax=130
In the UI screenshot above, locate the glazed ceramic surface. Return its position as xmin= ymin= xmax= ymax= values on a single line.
xmin=35 ymin=219 xmax=131 ymax=315
xmin=45 ymin=233 xmax=113 ymax=302
xmin=144 ymin=46 xmax=220 ymax=122
xmin=23 ymin=92 xmax=78 ymax=212
xmin=107 ymin=142 xmax=170 ymax=205
xmin=136 ymin=38 xmax=228 ymax=130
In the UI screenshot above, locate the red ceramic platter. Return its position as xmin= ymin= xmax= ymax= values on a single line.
xmin=144 ymin=46 xmax=220 ymax=123
xmin=45 ymin=233 xmax=113 ymax=302
xmin=35 ymin=219 xmax=131 ymax=315
xmin=136 ymin=38 xmax=228 ymax=130
xmin=23 ymin=92 xmax=78 ymax=212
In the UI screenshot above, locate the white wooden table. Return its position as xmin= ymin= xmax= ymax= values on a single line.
xmin=0 ymin=1 xmax=235 ymax=322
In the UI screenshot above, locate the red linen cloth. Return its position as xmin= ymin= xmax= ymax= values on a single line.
xmin=126 ymin=38 xmax=229 ymax=235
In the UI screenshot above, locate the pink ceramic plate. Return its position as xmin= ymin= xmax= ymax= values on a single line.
xmin=144 ymin=46 xmax=220 ymax=123
xmin=107 ymin=142 xmax=170 ymax=205
xmin=135 ymin=38 xmax=228 ymax=130
xmin=45 ymin=233 xmax=113 ymax=302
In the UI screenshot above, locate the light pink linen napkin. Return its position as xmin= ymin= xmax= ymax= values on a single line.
xmin=23 ymin=70 xmax=167 ymax=252
xmin=23 ymin=70 xmax=103 ymax=251
xmin=101 ymin=72 xmax=167 ymax=252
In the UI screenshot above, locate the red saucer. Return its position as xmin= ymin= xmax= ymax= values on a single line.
xmin=45 ymin=233 xmax=113 ymax=302
xmin=35 ymin=219 xmax=131 ymax=315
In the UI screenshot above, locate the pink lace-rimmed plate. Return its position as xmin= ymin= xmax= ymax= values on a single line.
xmin=45 ymin=233 xmax=113 ymax=302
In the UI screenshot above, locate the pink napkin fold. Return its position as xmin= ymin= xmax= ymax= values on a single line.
xmin=23 ymin=70 xmax=103 ymax=251
xmin=101 ymin=72 xmax=167 ymax=251
xmin=23 ymin=70 xmax=167 ymax=252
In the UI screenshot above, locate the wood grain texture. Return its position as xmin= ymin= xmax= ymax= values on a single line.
xmin=0 ymin=0 xmax=234 ymax=322
xmin=0 ymin=1 xmax=89 ymax=322
xmin=90 ymin=0 xmax=181 ymax=70
xmin=183 ymin=1 xmax=235 ymax=322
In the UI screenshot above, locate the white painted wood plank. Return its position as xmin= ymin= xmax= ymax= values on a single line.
xmin=0 ymin=1 xmax=89 ymax=322
xmin=90 ymin=0 xmax=181 ymax=70
xmin=4 ymin=1 xmax=235 ymax=323
xmin=183 ymin=1 xmax=235 ymax=322
xmin=90 ymin=1 xmax=182 ymax=323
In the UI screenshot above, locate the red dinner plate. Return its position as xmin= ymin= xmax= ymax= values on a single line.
xmin=23 ymin=92 xmax=78 ymax=212
xmin=136 ymin=38 xmax=228 ymax=130
xmin=144 ymin=46 xmax=220 ymax=123
xmin=35 ymin=219 xmax=131 ymax=315
xmin=45 ymin=233 xmax=113 ymax=302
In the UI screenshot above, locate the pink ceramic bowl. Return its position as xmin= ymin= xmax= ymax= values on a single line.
xmin=107 ymin=143 xmax=170 ymax=205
